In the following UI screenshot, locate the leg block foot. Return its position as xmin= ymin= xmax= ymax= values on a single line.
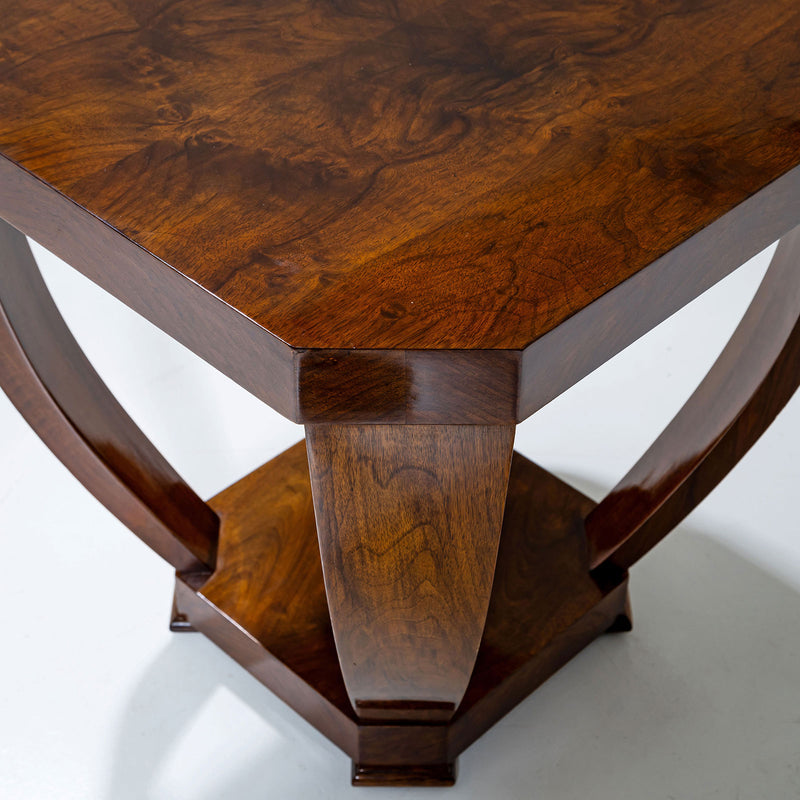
xmin=352 ymin=761 xmax=456 ymax=787
xmin=605 ymin=588 xmax=633 ymax=633
xmin=352 ymin=721 xmax=451 ymax=786
xmin=170 ymin=581 xmax=197 ymax=632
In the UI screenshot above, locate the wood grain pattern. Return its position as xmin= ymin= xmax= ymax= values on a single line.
xmin=3 ymin=0 xmax=800 ymax=785
xmin=586 ymin=224 xmax=800 ymax=570
xmin=517 ymin=165 xmax=800 ymax=420
xmin=0 ymin=158 xmax=299 ymax=421
xmin=306 ymin=424 xmax=514 ymax=722
xmin=447 ymin=451 xmax=629 ymax=758
xmin=297 ymin=349 xmax=519 ymax=424
xmin=0 ymin=218 xmax=218 ymax=572
xmin=1 ymin=2 xmax=799 ymax=401
xmin=193 ymin=442 xmax=357 ymax=755
xmin=175 ymin=442 xmax=629 ymax=784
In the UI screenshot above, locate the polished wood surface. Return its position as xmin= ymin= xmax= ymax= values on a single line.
xmin=3 ymin=1 xmax=800 ymax=788
xmin=306 ymin=424 xmax=514 ymax=722
xmin=0 ymin=218 xmax=218 ymax=572
xmin=0 ymin=159 xmax=299 ymax=420
xmin=517 ymin=167 xmax=800 ymax=420
xmin=2 ymin=2 xmax=800 ymax=423
xmin=586 ymin=225 xmax=800 ymax=569
xmin=187 ymin=443 xmax=355 ymax=754
xmin=174 ymin=442 xmax=628 ymax=784
xmin=297 ymin=349 xmax=520 ymax=424
xmin=448 ymin=452 xmax=631 ymax=759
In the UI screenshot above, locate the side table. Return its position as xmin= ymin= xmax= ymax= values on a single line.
xmin=1 ymin=1 xmax=799 ymax=786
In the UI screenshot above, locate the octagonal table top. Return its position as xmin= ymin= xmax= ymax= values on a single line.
xmin=1 ymin=0 xmax=799 ymax=422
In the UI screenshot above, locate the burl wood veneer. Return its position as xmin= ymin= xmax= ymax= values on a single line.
xmin=1 ymin=0 xmax=800 ymax=787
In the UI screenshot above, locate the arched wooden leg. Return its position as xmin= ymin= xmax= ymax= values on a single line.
xmin=586 ymin=226 xmax=800 ymax=572
xmin=0 ymin=219 xmax=218 ymax=573
xmin=306 ymin=423 xmax=514 ymax=784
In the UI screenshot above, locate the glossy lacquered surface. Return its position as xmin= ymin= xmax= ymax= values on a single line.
xmin=0 ymin=219 xmax=218 ymax=572
xmin=306 ymin=424 xmax=514 ymax=723
xmin=3 ymin=0 xmax=800 ymax=790
xmin=2 ymin=2 xmax=800 ymax=422
xmin=5 ymin=218 xmax=800 ymax=785
xmin=586 ymin=226 xmax=800 ymax=569
xmin=5 ymin=242 xmax=800 ymax=798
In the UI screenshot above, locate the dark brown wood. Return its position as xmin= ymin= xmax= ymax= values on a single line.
xmin=175 ymin=442 xmax=629 ymax=784
xmin=586 ymin=225 xmax=800 ymax=571
xmin=3 ymin=1 xmax=800 ymax=789
xmin=305 ymin=424 xmax=514 ymax=723
xmin=0 ymin=218 xmax=218 ymax=572
xmin=2 ymin=2 xmax=800 ymax=423
xmin=297 ymin=350 xmax=519 ymax=424
xmin=445 ymin=451 xmax=631 ymax=761
xmin=605 ymin=588 xmax=634 ymax=634
xmin=352 ymin=762 xmax=455 ymax=788
xmin=0 ymin=159 xmax=299 ymax=421
xmin=169 ymin=587 xmax=197 ymax=633
xmin=180 ymin=443 xmax=357 ymax=755
xmin=517 ymin=165 xmax=800 ymax=420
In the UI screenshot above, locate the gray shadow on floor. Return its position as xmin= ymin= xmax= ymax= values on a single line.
xmin=105 ymin=473 xmax=800 ymax=800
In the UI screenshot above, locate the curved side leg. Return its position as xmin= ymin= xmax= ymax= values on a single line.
xmin=586 ymin=226 xmax=800 ymax=572
xmin=306 ymin=423 xmax=514 ymax=784
xmin=0 ymin=219 xmax=218 ymax=573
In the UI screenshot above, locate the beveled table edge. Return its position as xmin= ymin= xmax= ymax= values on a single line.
xmin=2 ymin=153 xmax=799 ymax=425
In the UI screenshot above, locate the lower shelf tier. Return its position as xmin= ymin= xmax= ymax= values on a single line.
xmin=174 ymin=441 xmax=630 ymax=786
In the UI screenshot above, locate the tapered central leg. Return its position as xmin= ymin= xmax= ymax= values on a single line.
xmin=306 ymin=424 xmax=514 ymax=783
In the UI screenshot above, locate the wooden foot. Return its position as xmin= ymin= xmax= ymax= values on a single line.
xmin=351 ymin=761 xmax=456 ymax=787
xmin=169 ymin=584 xmax=197 ymax=632
xmin=605 ymin=588 xmax=633 ymax=633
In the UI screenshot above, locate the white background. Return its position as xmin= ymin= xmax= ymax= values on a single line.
xmin=1 ymin=239 xmax=799 ymax=799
